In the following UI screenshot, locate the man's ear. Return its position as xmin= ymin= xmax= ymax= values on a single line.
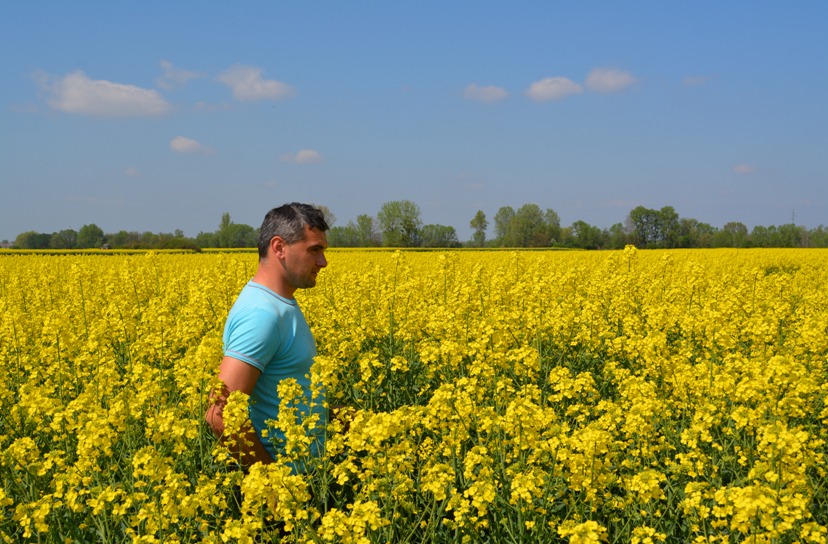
xmin=270 ymin=235 xmax=287 ymax=259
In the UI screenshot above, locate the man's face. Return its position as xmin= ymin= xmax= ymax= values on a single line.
xmin=282 ymin=226 xmax=328 ymax=290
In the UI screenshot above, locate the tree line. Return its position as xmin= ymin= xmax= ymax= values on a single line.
xmin=7 ymin=201 xmax=828 ymax=250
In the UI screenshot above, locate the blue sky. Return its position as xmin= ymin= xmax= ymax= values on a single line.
xmin=1 ymin=1 xmax=826 ymax=242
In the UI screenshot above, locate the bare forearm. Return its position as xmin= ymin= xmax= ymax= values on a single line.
xmin=205 ymin=401 xmax=273 ymax=467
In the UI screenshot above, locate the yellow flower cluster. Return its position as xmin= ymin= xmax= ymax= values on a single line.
xmin=1 ymin=248 xmax=827 ymax=542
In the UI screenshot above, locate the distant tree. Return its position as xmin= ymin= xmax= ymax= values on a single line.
xmin=216 ymin=212 xmax=257 ymax=247
xmin=110 ymin=230 xmax=130 ymax=247
xmin=677 ymin=218 xmax=713 ymax=248
xmin=77 ymin=224 xmax=105 ymax=248
xmin=15 ymin=231 xmax=51 ymax=249
xmin=50 ymin=229 xmax=78 ymax=249
xmin=140 ymin=232 xmax=160 ymax=247
xmin=493 ymin=204 xmax=560 ymax=247
xmin=512 ymin=203 xmax=551 ymax=247
xmin=776 ymin=223 xmax=805 ymax=248
xmin=355 ymin=214 xmax=379 ymax=246
xmin=225 ymin=223 xmax=257 ymax=247
xmin=195 ymin=231 xmax=219 ymax=248
xmin=605 ymin=223 xmax=628 ymax=249
xmin=420 ymin=224 xmax=460 ymax=248
xmin=217 ymin=212 xmax=233 ymax=247
xmin=544 ymin=208 xmax=562 ymax=244
xmin=627 ymin=206 xmax=680 ymax=248
xmin=714 ymin=222 xmax=749 ymax=247
xmin=809 ymin=225 xmax=828 ymax=247
xmin=327 ymin=225 xmax=359 ymax=247
xmin=658 ymin=206 xmax=681 ymax=248
xmin=493 ymin=206 xmax=515 ymax=244
xmin=569 ymin=220 xmax=604 ymax=249
xmin=377 ymin=200 xmax=422 ymax=247
xmin=470 ymin=210 xmax=488 ymax=247
xmin=750 ymin=225 xmax=771 ymax=247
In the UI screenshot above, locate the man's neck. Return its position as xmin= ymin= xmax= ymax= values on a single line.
xmin=252 ymin=264 xmax=296 ymax=300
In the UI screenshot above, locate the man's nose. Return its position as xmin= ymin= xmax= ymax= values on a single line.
xmin=318 ymin=253 xmax=328 ymax=267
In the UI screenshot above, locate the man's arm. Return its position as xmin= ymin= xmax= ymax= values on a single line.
xmin=205 ymin=356 xmax=274 ymax=467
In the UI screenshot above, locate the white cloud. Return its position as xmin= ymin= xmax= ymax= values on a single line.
xmin=217 ymin=65 xmax=295 ymax=101
xmin=525 ymin=77 xmax=583 ymax=102
xmin=124 ymin=167 xmax=141 ymax=177
xmin=464 ymin=84 xmax=508 ymax=103
xmin=170 ymin=136 xmax=214 ymax=155
xmin=733 ymin=164 xmax=756 ymax=174
xmin=42 ymin=71 xmax=170 ymax=116
xmin=585 ymin=68 xmax=636 ymax=93
xmin=280 ymin=149 xmax=323 ymax=164
xmin=156 ymin=60 xmax=202 ymax=90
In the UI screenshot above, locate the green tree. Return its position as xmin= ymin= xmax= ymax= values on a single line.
xmin=195 ymin=231 xmax=219 ymax=248
xmin=420 ymin=224 xmax=460 ymax=248
xmin=217 ymin=212 xmax=233 ymax=247
xmin=470 ymin=210 xmax=488 ymax=247
xmin=377 ymin=200 xmax=422 ymax=247
xmin=809 ymin=225 xmax=828 ymax=247
xmin=544 ymin=208 xmax=562 ymax=244
xmin=714 ymin=222 xmax=749 ymax=247
xmin=355 ymin=214 xmax=378 ymax=247
xmin=776 ymin=224 xmax=805 ymax=247
xmin=658 ymin=206 xmax=681 ymax=248
xmin=493 ymin=206 xmax=515 ymax=245
xmin=225 ymin=223 xmax=257 ymax=248
xmin=77 ymin=224 xmax=105 ymax=248
xmin=627 ymin=206 xmax=661 ymax=248
xmin=327 ymin=225 xmax=359 ymax=247
xmin=15 ymin=231 xmax=51 ymax=249
xmin=512 ymin=203 xmax=550 ymax=247
xmin=605 ymin=223 xmax=628 ymax=249
xmin=569 ymin=220 xmax=604 ymax=249
xmin=50 ymin=229 xmax=78 ymax=249
xmin=750 ymin=225 xmax=771 ymax=247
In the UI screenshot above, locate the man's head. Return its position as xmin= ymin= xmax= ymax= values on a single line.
xmin=258 ymin=203 xmax=329 ymax=259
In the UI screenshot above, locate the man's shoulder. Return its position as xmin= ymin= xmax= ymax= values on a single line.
xmin=238 ymin=281 xmax=297 ymax=308
xmin=229 ymin=284 xmax=302 ymax=329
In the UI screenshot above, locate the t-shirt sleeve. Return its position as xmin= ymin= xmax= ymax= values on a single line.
xmin=223 ymin=306 xmax=281 ymax=372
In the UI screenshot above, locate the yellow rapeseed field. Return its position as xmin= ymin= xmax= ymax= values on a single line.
xmin=1 ymin=248 xmax=827 ymax=543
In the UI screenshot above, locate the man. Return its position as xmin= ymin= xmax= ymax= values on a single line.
xmin=205 ymin=203 xmax=329 ymax=468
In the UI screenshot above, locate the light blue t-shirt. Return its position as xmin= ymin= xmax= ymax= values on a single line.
xmin=222 ymin=280 xmax=327 ymax=463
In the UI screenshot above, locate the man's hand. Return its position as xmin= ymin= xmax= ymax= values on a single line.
xmin=205 ymin=356 xmax=273 ymax=467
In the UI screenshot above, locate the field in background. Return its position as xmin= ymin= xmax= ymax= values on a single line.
xmin=1 ymin=248 xmax=827 ymax=543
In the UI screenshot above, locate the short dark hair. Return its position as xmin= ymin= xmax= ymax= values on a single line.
xmin=258 ymin=203 xmax=329 ymax=258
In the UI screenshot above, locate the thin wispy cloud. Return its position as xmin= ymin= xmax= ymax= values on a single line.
xmin=525 ymin=77 xmax=583 ymax=102
xmin=39 ymin=71 xmax=170 ymax=117
xmin=124 ymin=167 xmax=141 ymax=177
xmin=585 ymin=68 xmax=636 ymax=93
xmin=170 ymin=136 xmax=214 ymax=155
xmin=217 ymin=65 xmax=295 ymax=101
xmin=733 ymin=164 xmax=756 ymax=174
xmin=600 ymin=198 xmax=640 ymax=209
xmin=156 ymin=60 xmax=203 ymax=90
xmin=464 ymin=84 xmax=508 ymax=103
xmin=280 ymin=149 xmax=323 ymax=164
xmin=683 ymin=75 xmax=710 ymax=87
